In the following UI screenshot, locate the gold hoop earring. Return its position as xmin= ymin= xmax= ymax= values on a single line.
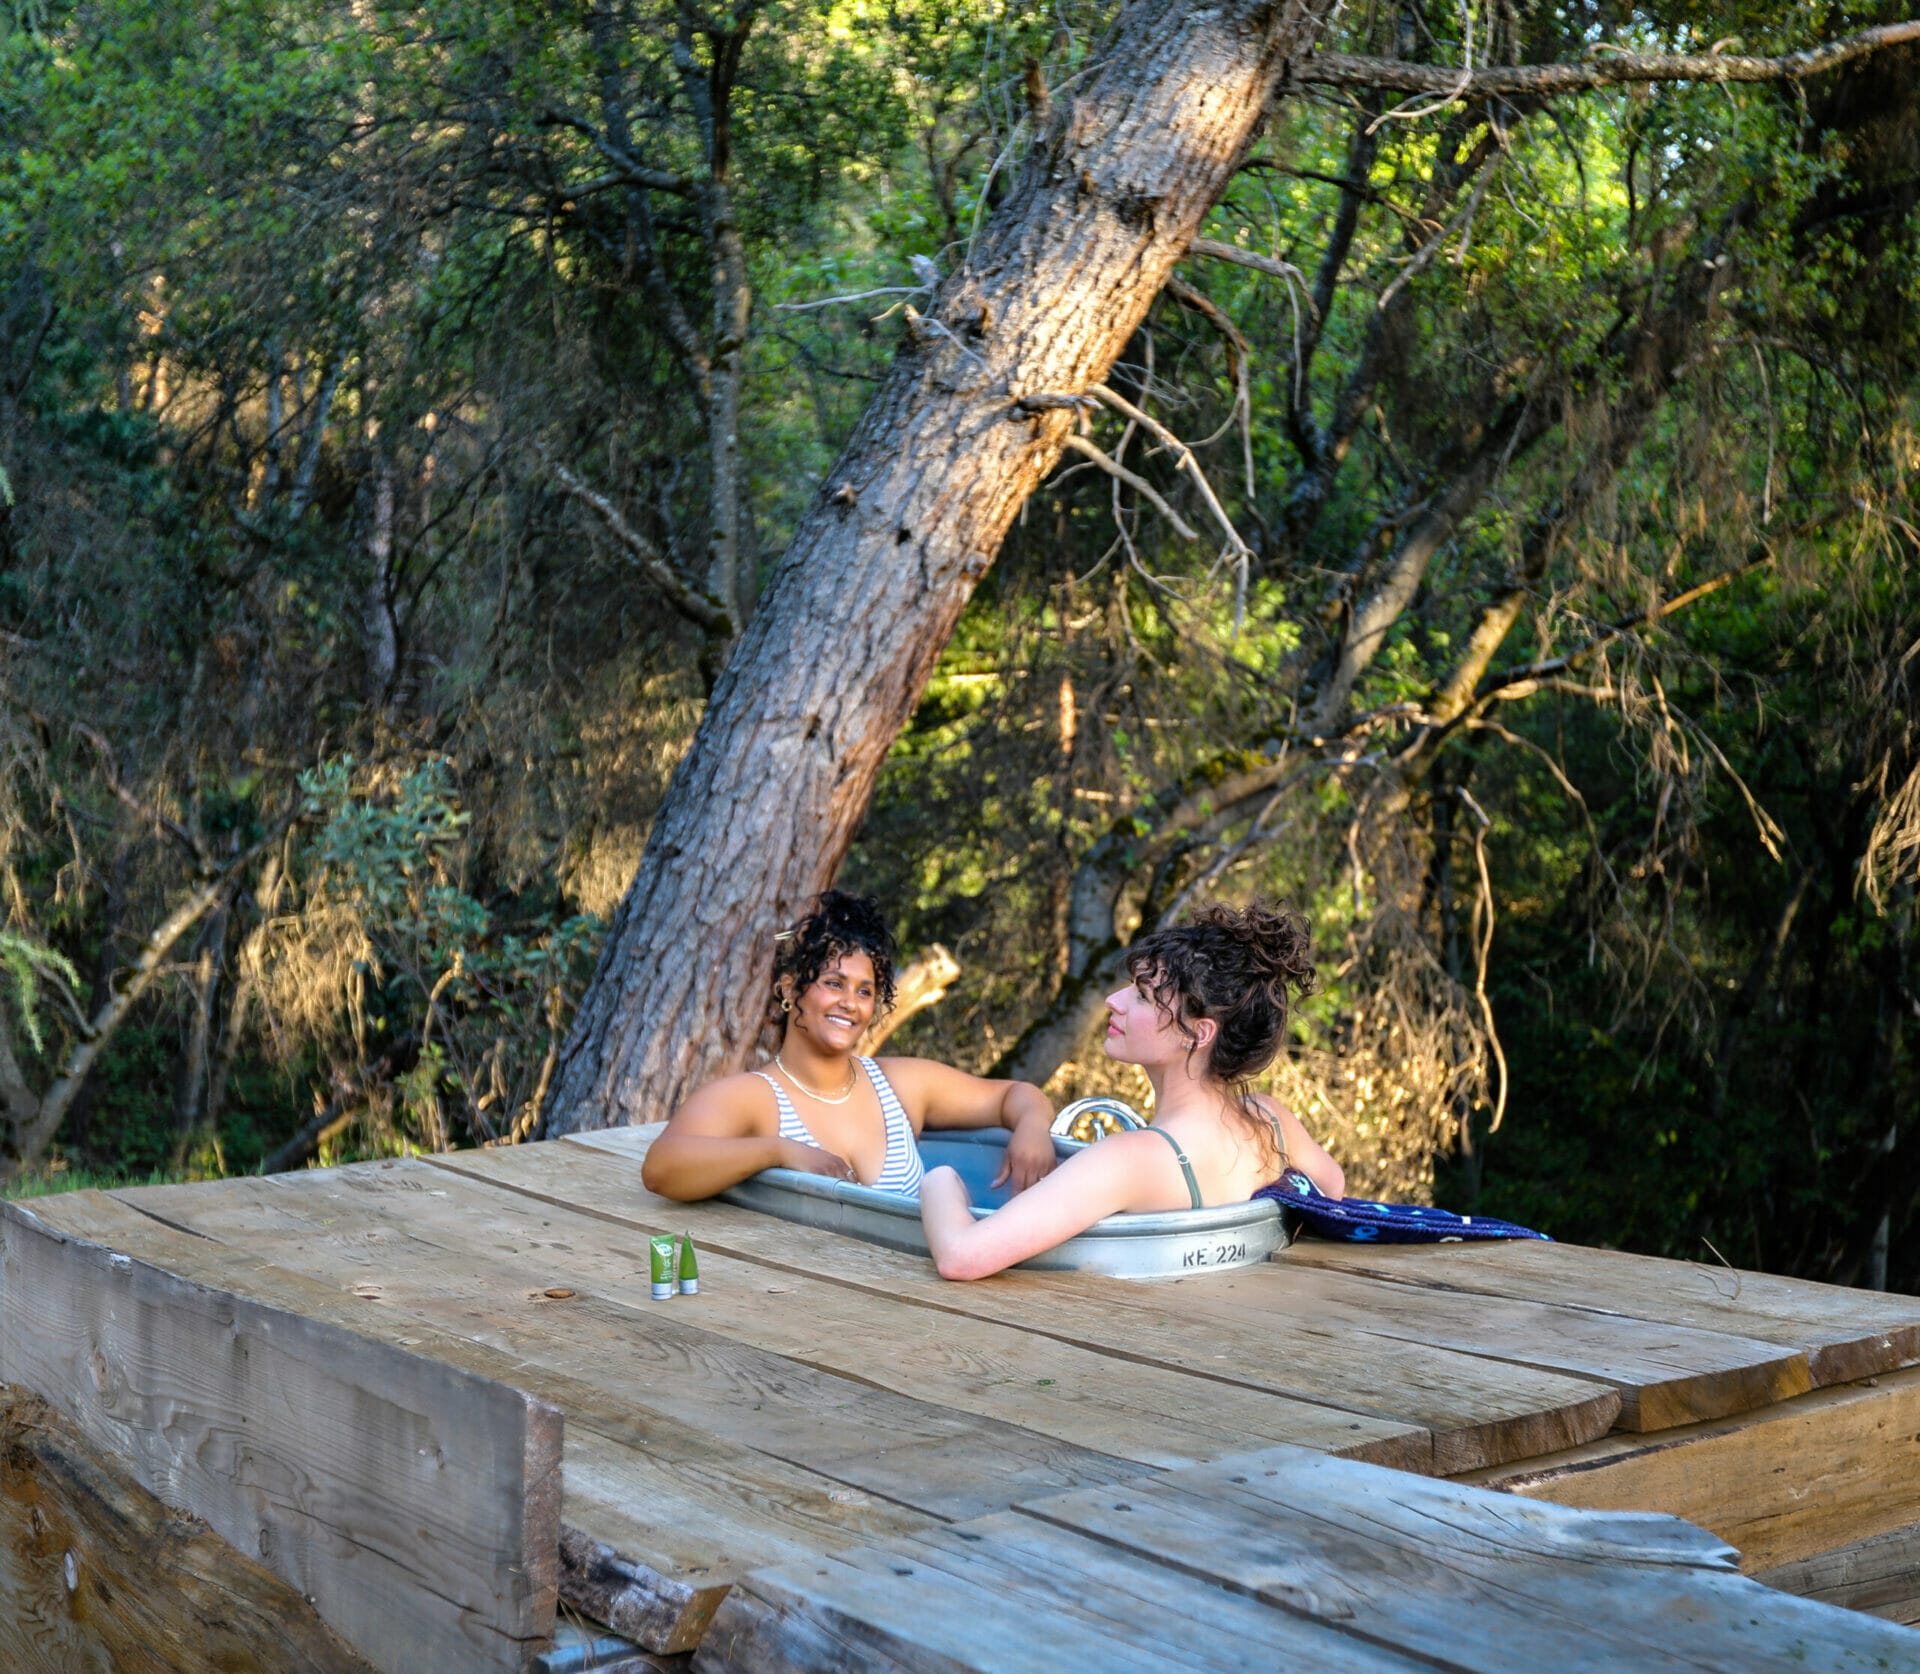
xmin=780 ymin=995 xmax=793 ymax=1014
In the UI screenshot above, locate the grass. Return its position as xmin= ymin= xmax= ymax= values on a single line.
xmin=2 ymin=1163 xmax=193 ymax=1201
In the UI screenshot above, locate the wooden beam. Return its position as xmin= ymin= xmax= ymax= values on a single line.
xmin=0 ymin=1384 xmax=374 ymax=1674
xmin=1461 ymin=1366 xmax=1920 ymax=1574
xmin=0 ymin=1199 xmax=562 ymax=1674
xmin=1756 ymin=1520 xmax=1920 ymax=1627
xmin=24 ymin=1189 xmax=931 ymax=1656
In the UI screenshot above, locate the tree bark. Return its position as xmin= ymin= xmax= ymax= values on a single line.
xmin=359 ymin=453 xmax=399 ymax=708
xmin=542 ymin=0 xmax=1344 ymax=1132
xmin=0 ymin=1011 xmax=37 ymax=1154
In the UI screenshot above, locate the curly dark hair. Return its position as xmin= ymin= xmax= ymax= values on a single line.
xmin=1125 ymin=900 xmax=1317 ymax=1168
xmin=771 ymin=889 xmax=899 ymax=1029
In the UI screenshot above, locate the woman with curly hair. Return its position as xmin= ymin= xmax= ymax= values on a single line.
xmin=920 ymin=900 xmax=1344 ymax=1280
xmin=641 ymin=890 xmax=1059 ymax=1201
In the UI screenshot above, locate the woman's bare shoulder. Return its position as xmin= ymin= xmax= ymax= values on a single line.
xmin=670 ymin=1067 xmax=780 ymax=1128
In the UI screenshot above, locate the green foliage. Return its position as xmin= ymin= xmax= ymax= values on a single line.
xmin=0 ymin=929 xmax=77 ymax=1054
xmin=271 ymin=759 xmax=601 ymax=1151
xmin=1 ymin=0 xmax=1915 ymax=1284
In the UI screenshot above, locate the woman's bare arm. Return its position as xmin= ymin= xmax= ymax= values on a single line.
xmin=640 ymin=1075 xmax=852 ymax=1200
xmin=881 ymin=1057 xmax=1058 ymax=1191
xmin=1263 ymin=1097 xmax=1344 ymax=1198
xmin=920 ymin=1129 xmax=1179 ymax=1280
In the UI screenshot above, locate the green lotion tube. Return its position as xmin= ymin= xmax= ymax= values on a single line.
xmin=649 ymin=1234 xmax=677 ymax=1300
xmin=678 ymin=1234 xmax=699 ymax=1295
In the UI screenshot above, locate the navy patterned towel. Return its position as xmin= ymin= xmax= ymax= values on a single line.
xmin=1254 ymin=1168 xmax=1548 ymax=1243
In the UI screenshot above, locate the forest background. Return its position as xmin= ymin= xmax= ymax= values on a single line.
xmin=1 ymin=0 xmax=1916 ymax=1289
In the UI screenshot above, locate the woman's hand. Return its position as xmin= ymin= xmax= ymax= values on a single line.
xmin=993 ymin=1110 xmax=1059 ymax=1194
xmin=778 ymin=1138 xmax=858 ymax=1182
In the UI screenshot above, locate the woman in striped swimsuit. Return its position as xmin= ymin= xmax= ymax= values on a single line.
xmin=641 ymin=892 xmax=1059 ymax=1202
xmin=921 ymin=900 xmax=1345 ymax=1280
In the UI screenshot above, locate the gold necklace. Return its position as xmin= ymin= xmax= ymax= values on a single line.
xmin=775 ymin=1052 xmax=859 ymax=1105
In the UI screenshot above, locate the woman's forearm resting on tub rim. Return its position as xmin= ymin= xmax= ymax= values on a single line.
xmin=642 ymin=1131 xmax=815 ymax=1200
xmin=920 ymin=1140 xmax=1143 ymax=1281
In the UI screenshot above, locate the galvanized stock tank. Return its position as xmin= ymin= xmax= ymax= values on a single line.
xmin=718 ymin=1108 xmax=1287 ymax=1280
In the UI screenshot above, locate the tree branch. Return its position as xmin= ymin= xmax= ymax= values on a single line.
xmin=1185 ymin=237 xmax=1313 ymax=293
xmin=542 ymin=451 xmax=737 ymax=638
xmin=69 ymin=722 xmax=212 ymax=873
xmin=1470 ymin=552 xmax=1778 ymax=708
xmin=1090 ymin=383 xmax=1252 ymax=561
xmin=1301 ymin=23 xmax=1920 ymax=97
xmin=862 ymin=943 xmax=960 ymax=1052
xmin=2 ymin=804 xmax=314 ymax=1181
xmin=533 ymin=108 xmax=694 ymax=194
xmin=1059 ymin=434 xmax=1202 ymax=542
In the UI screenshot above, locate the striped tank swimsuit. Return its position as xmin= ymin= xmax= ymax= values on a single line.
xmin=754 ymin=1057 xmax=927 ymax=1196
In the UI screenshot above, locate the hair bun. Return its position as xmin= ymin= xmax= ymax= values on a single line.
xmin=1192 ymin=900 xmax=1316 ymax=1007
xmin=813 ymin=889 xmax=897 ymax=960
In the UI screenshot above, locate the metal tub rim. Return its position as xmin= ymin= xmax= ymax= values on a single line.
xmin=718 ymin=1129 xmax=1286 ymax=1279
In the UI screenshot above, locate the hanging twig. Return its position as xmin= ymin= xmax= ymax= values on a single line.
xmin=1089 ymin=383 xmax=1255 ymax=627
xmin=1456 ymin=786 xmax=1509 ymax=1132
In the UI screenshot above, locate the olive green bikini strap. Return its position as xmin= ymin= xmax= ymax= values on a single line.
xmin=1142 ymin=1124 xmax=1203 ymax=1210
xmin=1262 ymin=1104 xmax=1292 ymax=1176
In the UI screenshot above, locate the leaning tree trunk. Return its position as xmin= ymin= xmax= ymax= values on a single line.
xmin=542 ymin=0 xmax=1341 ymax=1132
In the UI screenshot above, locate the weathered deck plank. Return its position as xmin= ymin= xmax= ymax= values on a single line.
xmin=1285 ymin=1237 xmax=1920 ymax=1387
xmin=693 ymin=1524 xmax=1438 ymax=1674
xmin=834 ymin=1513 xmax=1443 ymax=1671
xmin=1462 ymin=1365 xmax=1920 ymax=1573
xmin=420 ymin=1151 xmax=1430 ymax=1466
xmin=120 ymin=1157 xmax=1425 ymax=1475
xmin=0 ymin=1197 xmax=562 ymax=1674
xmin=701 ymin=1445 xmax=1920 ymax=1674
xmin=20 ymin=1130 xmax=1920 ymax=1666
xmin=440 ymin=1130 xmax=1621 ymax=1473
xmin=1193 ymin=1261 xmax=1812 ymax=1430
xmin=111 ymin=1166 xmax=1143 ymax=1515
xmin=1021 ymin=1447 xmax=1920 ymax=1673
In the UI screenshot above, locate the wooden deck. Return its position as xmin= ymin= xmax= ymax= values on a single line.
xmin=4 ymin=1121 xmax=1920 ymax=1671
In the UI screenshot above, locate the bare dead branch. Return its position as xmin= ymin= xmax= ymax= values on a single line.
xmin=1164 ymin=276 xmax=1254 ymax=490
xmin=1089 ymin=382 xmax=1255 ymax=623
xmin=1300 ymin=22 xmax=1920 ymax=97
xmin=5 ymin=803 xmax=315 ymax=1179
xmin=1455 ymin=787 xmax=1509 ymax=1132
xmin=1470 ymin=553 xmax=1776 ymax=708
xmin=542 ymin=451 xmax=737 ymax=638
xmin=863 ymin=943 xmax=961 ymax=1052
xmin=1186 ymin=237 xmax=1315 ymax=299
xmin=68 ymin=723 xmax=211 ymax=873
xmin=1059 ymin=434 xmax=1202 ymax=542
